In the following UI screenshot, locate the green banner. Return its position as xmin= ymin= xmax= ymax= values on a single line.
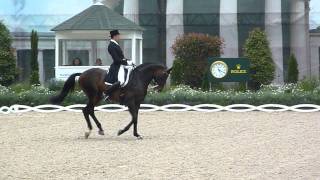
xmin=208 ymin=57 xmax=250 ymax=82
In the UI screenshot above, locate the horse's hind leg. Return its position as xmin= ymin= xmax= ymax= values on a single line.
xmin=88 ymin=94 xmax=104 ymax=135
xmin=82 ymin=105 xmax=93 ymax=139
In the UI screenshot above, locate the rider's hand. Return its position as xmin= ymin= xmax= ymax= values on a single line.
xmin=126 ymin=61 xmax=134 ymax=66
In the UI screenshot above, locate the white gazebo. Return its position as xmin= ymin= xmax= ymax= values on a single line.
xmin=51 ymin=2 xmax=143 ymax=80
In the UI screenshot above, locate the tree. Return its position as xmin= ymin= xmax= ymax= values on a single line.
xmin=286 ymin=54 xmax=299 ymax=83
xmin=171 ymin=33 xmax=223 ymax=88
xmin=244 ymin=28 xmax=275 ymax=90
xmin=0 ymin=21 xmax=17 ymax=86
xmin=30 ymin=30 xmax=40 ymax=85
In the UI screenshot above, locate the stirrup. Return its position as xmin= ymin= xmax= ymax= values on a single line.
xmin=103 ymin=95 xmax=109 ymax=102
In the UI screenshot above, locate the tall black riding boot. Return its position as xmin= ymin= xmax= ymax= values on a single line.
xmin=105 ymin=81 xmax=121 ymax=95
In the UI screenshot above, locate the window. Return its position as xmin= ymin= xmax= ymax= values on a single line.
xmin=16 ymin=50 xmax=31 ymax=81
xmin=96 ymin=40 xmax=112 ymax=66
xmin=59 ymin=40 xmax=91 ymax=66
xmin=58 ymin=39 xmax=133 ymax=66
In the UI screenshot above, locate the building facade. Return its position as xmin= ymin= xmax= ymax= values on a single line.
xmin=101 ymin=0 xmax=311 ymax=83
xmin=0 ymin=0 xmax=315 ymax=84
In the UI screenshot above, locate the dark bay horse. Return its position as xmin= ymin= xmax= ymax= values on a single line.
xmin=50 ymin=63 xmax=172 ymax=139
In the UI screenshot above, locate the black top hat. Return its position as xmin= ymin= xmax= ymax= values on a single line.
xmin=110 ymin=30 xmax=120 ymax=38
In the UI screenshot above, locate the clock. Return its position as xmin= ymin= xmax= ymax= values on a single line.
xmin=210 ymin=61 xmax=228 ymax=79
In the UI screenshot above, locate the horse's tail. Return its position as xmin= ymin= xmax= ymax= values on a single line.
xmin=50 ymin=73 xmax=82 ymax=104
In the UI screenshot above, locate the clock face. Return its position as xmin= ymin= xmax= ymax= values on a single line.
xmin=210 ymin=61 xmax=228 ymax=79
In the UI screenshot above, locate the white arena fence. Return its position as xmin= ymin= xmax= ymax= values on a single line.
xmin=1 ymin=104 xmax=320 ymax=114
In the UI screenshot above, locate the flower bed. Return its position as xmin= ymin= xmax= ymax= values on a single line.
xmin=1 ymin=82 xmax=320 ymax=107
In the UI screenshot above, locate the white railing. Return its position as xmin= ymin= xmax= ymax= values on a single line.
xmin=1 ymin=104 xmax=320 ymax=114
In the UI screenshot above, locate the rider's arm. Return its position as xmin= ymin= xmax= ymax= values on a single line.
xmin=108 ymin=47 xmax=127 ymax=65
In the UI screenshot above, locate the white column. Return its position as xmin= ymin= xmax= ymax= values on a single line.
xmin=310 ymin=35 xmax=320 ymax=78
xmin=38 ymin=50 xmax=44 ymax=84
xmin=265 ymin=0 xmax=284 ymax=84
xmin=139 ymin=40 xmax=143 ymax=64
xmin=166 ymin=0 xmax=184 ymax=68
xmin=124 ymin=0 xmax=139 ymax=63
xmin=290 ymin=0 xmax=310 ymax=79
xmin=220 ymin=0 xmax=238 ymax=58
xmin=62 ymin=41 xmax=67 ymax=65
xmin=123 ymin=0 xmax=139 ymax=23
xmin=55 ymin=37 xmax=59 ymax=79
xmin=91 ymin=40 xmax=97 ymax=65
xmin=132 ymin=33 xmax=137 ymax=64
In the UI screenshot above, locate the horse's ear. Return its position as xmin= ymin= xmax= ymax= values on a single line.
xmin=166 ymin=67 xmax=173 ymax=74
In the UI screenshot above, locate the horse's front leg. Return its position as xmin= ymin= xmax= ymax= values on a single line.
xmin=131 ymin=103 xmax=142 ymax=139
xmin=117 ymin=102 xmax=142 ymax=139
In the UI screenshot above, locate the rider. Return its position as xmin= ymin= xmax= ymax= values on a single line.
xmin=104 ymin=30 xmax=130 ymax=98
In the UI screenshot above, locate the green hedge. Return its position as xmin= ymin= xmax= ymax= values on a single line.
xmin=286 ymin=54 xmax=299 ymax=83
xmin=145 ymin=85 xmax=320 ymax=106
xmin=30 ymin=30 xmax=40 ymax=85
xmin=0 ymin=85 xmax=86 ymax=107
xmin=244 ymin=28 xmax=275 ymax=89
xmin=171 ymin=33 xmax=223 ymax=88
xmin=1 ymin=83 xmax=320 ymax=107
xmin=0 ymin=22 xmax=18 ymax=86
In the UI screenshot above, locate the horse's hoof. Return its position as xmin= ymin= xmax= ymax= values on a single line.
xmin=117 ymin=130 xmax=123 ymax=136
xmin=136 ymin=136 xmax=143 ymax=140
xmin=98 ymin=130 xmax=105 ymax=135
xmin=84 ymin=132 xmax=90 ymax=139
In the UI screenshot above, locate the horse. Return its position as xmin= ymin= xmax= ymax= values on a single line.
xmin=50 ymin=63 xmax=172 ymax=139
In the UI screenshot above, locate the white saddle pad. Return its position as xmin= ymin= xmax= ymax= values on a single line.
xmin=118 ymin=65 xmax=134 ymax=87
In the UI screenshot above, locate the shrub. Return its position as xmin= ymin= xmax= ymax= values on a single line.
xmin=45 ymin=79 xmax=66 ymax=91
xmin=286 ymin=54 xmax=299 ymax=83
xmin=144 ymin=84 xmax=320 ymax=106
xmin=171 ymin=33 xmax=223 ymax=88
xmin=0 ymin=21 xmax=18 ymax=86
xmin=30 ymin=30 xmax=40 ymax=85
xmin=244 ymin=28 xmax=275 ymax=89
xmin=298 ymin=78 xmax=319 ymax=92
xmin=1 ymin=84 xmax=320 ymax=106
xmin=170 ymin=59 xmax=186 ymax=85
xmin=9 ymin=83 xmax=31 ymax=93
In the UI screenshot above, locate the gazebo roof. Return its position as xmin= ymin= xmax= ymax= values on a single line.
xmin=51 ymin=3 xmax=143 ymax=31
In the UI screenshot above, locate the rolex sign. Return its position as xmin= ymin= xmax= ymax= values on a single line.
xmin=208 ymin=58 xmax=250 ymax=82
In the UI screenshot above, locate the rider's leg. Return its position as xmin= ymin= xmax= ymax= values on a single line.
xmin=105 ymin=81 xmax=121 ymax=95
xmin=104 ymin=81 xmax=121 ymax=101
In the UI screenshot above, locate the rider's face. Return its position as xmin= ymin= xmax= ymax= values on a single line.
xmin=113 ymin=34 xmax=120 ymax=41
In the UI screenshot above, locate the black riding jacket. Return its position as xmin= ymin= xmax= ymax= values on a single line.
xmin=105 ymin=40 xmax=127 ymax=83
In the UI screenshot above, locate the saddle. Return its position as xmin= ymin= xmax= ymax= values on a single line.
xmin=105 ymin=64 xmax=135 ymax=87
xmin=104 ymin=64 xmax=135 ymax=104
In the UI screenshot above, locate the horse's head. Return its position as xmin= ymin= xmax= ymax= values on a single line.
xmin=153 ymin=67 xmax=172 ymax=92
xmin=135 ymin=63 xmax=172 ymax=92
